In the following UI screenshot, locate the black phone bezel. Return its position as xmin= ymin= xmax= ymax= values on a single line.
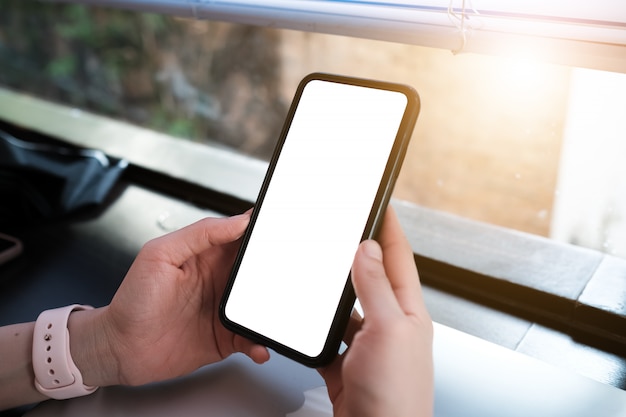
xmin=219 ymin=72 xmax=420 ymax=367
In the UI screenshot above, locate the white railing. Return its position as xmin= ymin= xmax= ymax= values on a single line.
xmin=45 ymin=0 xmax=626 ymax=73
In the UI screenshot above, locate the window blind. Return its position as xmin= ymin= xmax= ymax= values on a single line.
xmin=47 ymin=0 xmax=626 ymax=73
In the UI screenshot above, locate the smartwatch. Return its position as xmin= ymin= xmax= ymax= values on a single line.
xmin=32 ymin=305 xmax=99 ymax=400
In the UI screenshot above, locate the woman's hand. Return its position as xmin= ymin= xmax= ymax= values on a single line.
xmin=319 ymin=207 xmax=434 ymax=417
xmin=73 ymin=212 xmax=269 ymax=387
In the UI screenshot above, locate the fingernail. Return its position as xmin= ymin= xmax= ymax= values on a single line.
xmin=361 ymin=240 xmax=383 ymax=261
xmin=233 ymin=209 xmax=252 ymax=220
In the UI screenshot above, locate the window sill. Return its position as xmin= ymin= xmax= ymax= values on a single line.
xmin=394 ymin=200 xmax=626 ymax=347
xmin=0 ymin=87 xmax=267 ymax=208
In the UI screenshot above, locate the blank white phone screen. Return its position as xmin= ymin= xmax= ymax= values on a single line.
xmin=225 ymin=79 xmax=408 ymax=358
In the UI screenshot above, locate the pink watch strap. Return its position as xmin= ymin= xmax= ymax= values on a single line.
xmin=33 ymin=304 xmax=99 ymax=400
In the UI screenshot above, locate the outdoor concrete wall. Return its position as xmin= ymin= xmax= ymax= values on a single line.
xmin=279 ymin=31 xmax=571 ymax=237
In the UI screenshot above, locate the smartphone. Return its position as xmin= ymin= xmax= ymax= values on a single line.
xmin=220 ymin=73 xmax=420 ymax=367
xmin=0 ymin=232 xmax=23 ymax=265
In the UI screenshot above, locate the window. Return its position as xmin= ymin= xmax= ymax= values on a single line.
xmin=2 ymin=0 xmax=626 ymax=259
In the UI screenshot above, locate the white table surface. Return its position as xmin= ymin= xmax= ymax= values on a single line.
xmin=26 ymin=323 xmax=626 ymax=417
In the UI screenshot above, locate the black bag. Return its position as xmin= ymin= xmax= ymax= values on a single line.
xmin=0 ymin=129 xmax=127 ymax=228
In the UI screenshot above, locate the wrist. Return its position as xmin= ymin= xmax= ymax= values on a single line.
xmin=67 ymin=306 xmax=121 ymax=388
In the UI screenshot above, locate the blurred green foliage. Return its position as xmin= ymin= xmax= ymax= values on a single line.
xmin=0 ymin=0 xmax=286 ymax=159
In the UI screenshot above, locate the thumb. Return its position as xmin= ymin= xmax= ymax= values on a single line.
xmin=146 ymin=212 xmax=251 ymax=267
xmin=351 ymin=240 xmax=403 ymax=321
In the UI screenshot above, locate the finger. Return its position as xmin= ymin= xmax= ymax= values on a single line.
xmin=351 ymin=239 xmax=404 ymax=321
xmin=146 ymin=212 xmax=251 ymax=267
xmin=316 ymin=350 xmax=344 ymax=393
xmin=343 ymin=309 xmax=363 ymax=346
xmin=377 ymin=206 xmax=425 ymax=316
xmin=246 ymin=344 xmax=271 ymax=364
xmin=233 ymin=335 xmax=270 ymax=364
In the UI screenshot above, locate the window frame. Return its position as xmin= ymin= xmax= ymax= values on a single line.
xmin=44 ymin=0 xmax=626 ymax=73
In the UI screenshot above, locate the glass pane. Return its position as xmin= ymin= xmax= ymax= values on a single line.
xmin=0 ymin=2 xmax=287 ymax=159
xmin=1 ymin=1 xmax=624 ymax=259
